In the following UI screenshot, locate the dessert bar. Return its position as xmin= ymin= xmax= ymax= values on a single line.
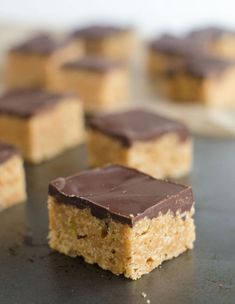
xmin=48 ymin=165 xmax=195 ymax=279
xmin=87 ymin=109 xmax=192 ymax=178
xmin=0 ymin=90 xmax=84 ymax=163
xmin=0 ymin=142 xmax=26 ymax=211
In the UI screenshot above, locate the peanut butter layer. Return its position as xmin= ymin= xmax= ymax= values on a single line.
xmin=49 ymin=165 xmax=194 ymax=226
xmin=62 ymin=56 xmax=124 ymax=73
xmin=88 ymin=109 xmax=189 ymax=147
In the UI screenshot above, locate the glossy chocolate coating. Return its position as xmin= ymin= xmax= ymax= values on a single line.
xmin=187 ymin=26 xmax=235 ymax=42
xmin=0 ymin=89 xmax=70 ymax=118
xmin=10 ymin=34 xmax=68 ymax=55
xmin=49 ymin=165 xmax=194 ymax=226
xmin=62 ymin=56 xmax=124 ymax=73
xmin=149 ymin=34 xmax=203 ymax=57
xmin=0 ymin=142 xmax=20 ymax=164
xmin=71 ymin=25 xmax=131 ymax=40
xmin=167 ymin=55 xmax=235 ymax=78
xmin=88 ymin=109 xmax=190 ymax=147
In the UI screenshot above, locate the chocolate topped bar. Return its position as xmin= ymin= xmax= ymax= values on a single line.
xmin=71 ymin=25 xmax=131 ymax=40
xmin=10 ymin=34 xmax=68 ymax=55
xmin=62 ymin=56 xmax=124 ymax=73
xmin=187 ymin=26 xmax=235 ymax=42
xmin=88 ymin=109 xmax=189 ymax=147
xmin=0 ymin=90 xmax=71 ymax=118
xmin=168 ymin=55 xmax=235 ymax=78
xmin=0 ymin=142 xmax=19 ymax=164
xmin=49 ymin=165 xmax=194 ymax=226
xmin=149 ymin=34 xmax=203 ymax=56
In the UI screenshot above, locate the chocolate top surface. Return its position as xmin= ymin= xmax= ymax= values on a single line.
xmin=149 ymin=34 xmax=204 ymax=57
xmin=88 ymin=109 xmax=189 ymax=147
xmin=49 ymin=165 xmax=194 ymax=226
xmin=10 ymin=34 xmax=68 ymax=55
xmin=0 ymin=142 xmax=20 ymax=164
xmin=187 ymin=26 xmax=235 ymax=42
xmin=72 ymin=24 xmax=131 ymax=40
xmin=62 ymin=56 xmax=123 ymax=72
xmin=167 ymin=55 xmax=235 ymax=78
xmin=0 ymin=90 xmax=69 ymax=118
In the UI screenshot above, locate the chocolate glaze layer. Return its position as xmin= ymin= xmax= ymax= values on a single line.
xmin=0 ymin=90 xmax=70 ymax=118
xmin=72 ymin=25 xmax=131 ymax=40
xmin=0 ymin=142 xmax=20 ymax=164
xmin=167 ymin=55 xmax=235 ymax=78
xmin=10 ymin=34 xmax=69 ymax=55
xmin=187 ymin=26 xmax=235 ymax=43
xmin=88 ymin=109 xmax=190 ymax=147
xmin=62 ymin=56 xmax=124 ymax=73
xmin=49 ymin=165 xmax=194 ymax=226
xmin=149 ymin=34 xmax=204 ymax=57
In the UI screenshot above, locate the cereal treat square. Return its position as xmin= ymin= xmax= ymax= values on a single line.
xmin=6 ymin=34 xmax=84 ymax=89
xmin=48 ymin=165 xmax=195 ymax=280
xmin=0 ymin=142 xmax=26 ymax=211
xmin=147 ymin=34 xmax=202 ymax=77
xmin=49 ymin=56 xmax=130 ymax=113
xmin=0 ymin=90 xmax=84 ymax=163
xmin=71 ymin=24 xmax=136 ymax=60
xmin=166 ymin=55 xmax=235 ymax=106
xmin=87 ymin=109 xmax=192 ymax=179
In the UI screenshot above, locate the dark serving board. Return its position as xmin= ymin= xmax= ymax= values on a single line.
xmin=0 ymin=137 xmax=234 ymax=304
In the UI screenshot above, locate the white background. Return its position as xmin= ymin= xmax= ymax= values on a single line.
xmin=1 ymin=0 xmax=235 ymax=37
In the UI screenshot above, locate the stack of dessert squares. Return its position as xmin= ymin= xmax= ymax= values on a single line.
xmin=3 ymin=23 xmax=233 ymax=280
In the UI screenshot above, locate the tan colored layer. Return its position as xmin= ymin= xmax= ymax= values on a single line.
xmin=0 ymin=98 xmax=84 ymax=163
xmin=0 ymin=155 xmax=26 ymax=211
xmin=5 ymin=41 xmax=84 ymax=90
xmin=87 ymin=130 xmax=192 ymax=179
xmin=76 ymin=31 xmax=136 ymax=60
xmin=147 ymin=50 xmax=184 ymax=76
xmin=213 ymin=36 xmax=235 ymax=59
xmin=48 ymin=196 xmax=195 ymax=280
xmin=167 ymin=68 xmax=235 ymax=106
xmin=166 ymin=73 xmax=204 ymax=103
xmin=49 ymin=67 xmax=130 ymax=113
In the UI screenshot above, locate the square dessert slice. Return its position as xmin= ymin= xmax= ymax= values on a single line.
xmin=49 ymin=56 xmax=130 ymax=113
xmin=0 ymin=142 xmax=26 ymax=211
xmin=48 ymin=164 xmax=196 ymax=280
xmin=87 ymin=109 xmax=192 ymax=179
xmin=5 ymin=34 xmax=84 ymax=89
xmin=71 ymin=24 xmax=136 ymax=60
xmin=147 ymin=34 xmax=203 ymax=77
xmin=0 ymin=90 xmax=84 ymax=163
xmin=187 ymin=26 xmax=235 ymax=59
xmin=166 ymin=55 xmax=235 ymax=106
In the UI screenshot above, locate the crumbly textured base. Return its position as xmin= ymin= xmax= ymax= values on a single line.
xmin=0 ymin=98 xmax=84 ymax=163
xmin=48 ymin=197 xmax=195 ymax=280
xmin=6 ymin=41 xmax=83 ymax=89
xmin=76 ymin=31 xmax=136 ymax=60
xmin=166 ymin=68 xmax=235 ymax=106
xmin=0 ymin=155 xmax=26 ymax=211
xmin=213 ymin=37 xmax=235 ymax=59
xmin=147 ymin=50 xmax=183 ymax=77
xmin=48 ymin=67 xmax=130 ymax=113
xmin=87 ymin=130 xmax=192 ymax=179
